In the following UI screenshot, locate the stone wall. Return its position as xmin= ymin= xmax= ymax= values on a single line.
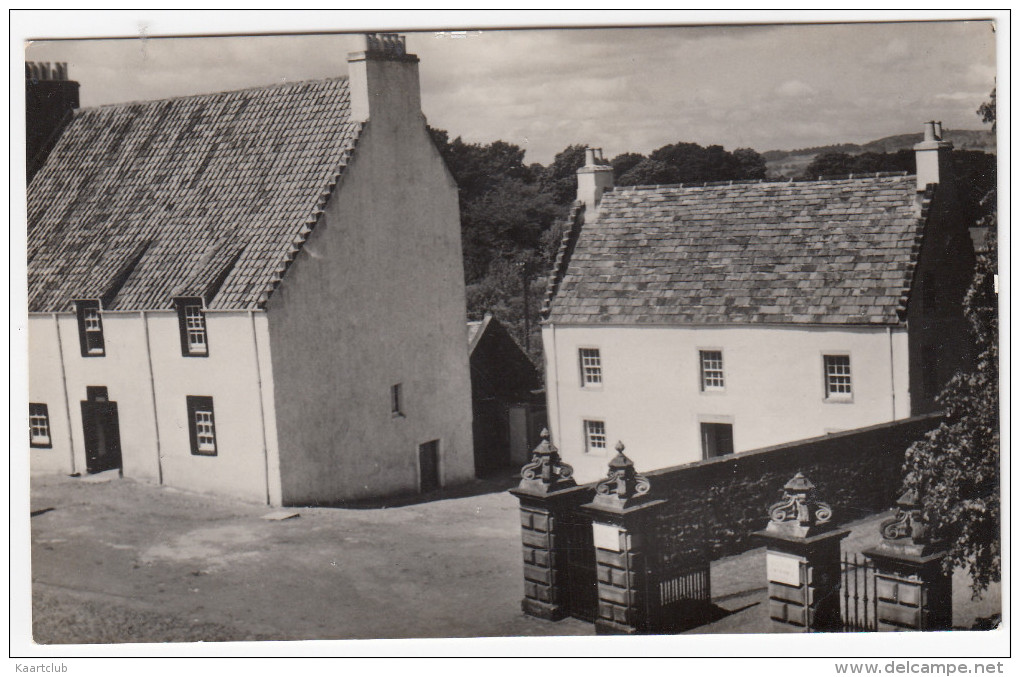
xmin=640 ymin=413 xmax=943 ymax=565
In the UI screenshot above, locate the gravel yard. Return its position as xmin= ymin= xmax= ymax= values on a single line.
xmin=27 ymin=472 xmax=999 ymax=644
xmin=28 ymin=472 xmax=593 ymax=643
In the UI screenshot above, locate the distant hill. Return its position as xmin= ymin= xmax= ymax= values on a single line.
xmin=764 ymin=129 xmax=995 ymax=178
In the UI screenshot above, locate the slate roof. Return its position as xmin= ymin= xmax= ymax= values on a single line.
xmin=27 ymin=77 xmax=361 ymax=312
xmin=546 ymin=174 xmax=926 ymax=326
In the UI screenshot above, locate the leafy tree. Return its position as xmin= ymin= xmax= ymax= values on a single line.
xmin=541 ymin=144 xmax=589 ymax=205
xmin=902 ymin=227 xmax=998 ymax=596
xmin=800 ymin=149 xmax=914 ymax=179
xmin=648 ymin=141 xmax=766 ymax=183
xmin=617 ymin=158 xmax=680 ymax=186
xmin=732 ymin=147 xmax=768 ymax=180
xmin=901 ymin=90 xmax=999 ymax=597
xmin=610 ymin=152 xmax=646 ymax=181
xmin=977 ymin=87 xmax=996 ymax=131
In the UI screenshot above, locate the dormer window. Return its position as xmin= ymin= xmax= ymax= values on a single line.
xmin=175 ymin=297 xmax=208 ymax=357
xmin=74 ymin=300 xmax=105 ymax=357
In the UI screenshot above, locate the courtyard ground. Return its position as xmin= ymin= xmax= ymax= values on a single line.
xmin=26 ymin=472 xmax=1000 ymax=644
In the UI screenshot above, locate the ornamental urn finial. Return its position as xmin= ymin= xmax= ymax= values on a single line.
xmin=517 ymin=428 xmax=576 ymax=493
xmin=766 ymin=472 xmax=833 ymax=538
xmin=877 ymin=488 xmax=932 ymax=548
xmin=592 ymin=441 xmax=652 ymax=509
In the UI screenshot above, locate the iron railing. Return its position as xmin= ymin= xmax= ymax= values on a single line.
xmin=841 ymin=552 xmax=878 ymax=632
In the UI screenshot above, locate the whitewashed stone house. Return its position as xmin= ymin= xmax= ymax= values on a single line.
xmin=27 ymin=34 xmax=475 ymax=505
xmin=542 ymin=128 xmax=975 ymax=482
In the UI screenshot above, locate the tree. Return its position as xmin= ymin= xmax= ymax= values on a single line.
xmin=541 ymin=144 xmax=589 ymax=206
xmin=617 ymin=158 xmax=680 ymax=186
xmin=902 ymin=227 xmax=998 ymax=596
xmin=610 ymin=152 xmax=646 ymax=182
xmin=900 ymin=90 xmax=999 ymax=597
xmin=800 ymin=149 xmax=914 ymax=179
xmin=732 ymin=147 xmax=768 ymax=180
xmin=977 ymin=87 xmax=996 ymax=131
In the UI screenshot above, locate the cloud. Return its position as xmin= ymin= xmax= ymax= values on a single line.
xmin=775 ymin=79 xmax=815 ymax=98
xmin=24 ymin=21 xmax=997 ymax=164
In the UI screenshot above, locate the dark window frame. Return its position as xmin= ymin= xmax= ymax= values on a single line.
xmin=29 ymin=403 xmax=52 ymax=448
xmin=186 ymin=396 xmax=217 ymax=456
xmin=174 ymin=297 xmax=209 ymax=357
xmin=701 ymin=422 xmax=734 ymax=459
xmin=74 ymin=299 xmax=105 ymax=357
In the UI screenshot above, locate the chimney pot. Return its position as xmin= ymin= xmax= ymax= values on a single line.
xmin=576 ymin=146 xmax=614 ymax=209
xmin=913 ymin=120 xmax=954 ymax=206
xmin=347 ymin=33 xmax=421 ymax=125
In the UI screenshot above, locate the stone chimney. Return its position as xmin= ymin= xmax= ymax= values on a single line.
xmin=347 ymin=33 xmax=422 ymax=131
xmin=913 ymin=120 xmax=953 ymax=195
xmin=576 ymin=147 xmax=614 ymax=210
xmin=26 ymin=61 xmax=80 ymax=182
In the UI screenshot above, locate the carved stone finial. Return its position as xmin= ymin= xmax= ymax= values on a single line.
xmin=879 ymin=488 xmax=929 ymax=544
xmin=766 ymin=472 xmax=833 ymax=538
xmin=593 ymin=441 xmax=651 ymax=509
xmin=517 ymin=428 xmax=575 ymax=493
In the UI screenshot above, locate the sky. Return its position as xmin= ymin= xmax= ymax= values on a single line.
xmin=21 ymin=15 xmax=998 ymax=166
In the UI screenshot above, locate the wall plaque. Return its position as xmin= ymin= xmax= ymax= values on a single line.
xmin=766 ymin=551 xmax=805 ymax=587
xmin=592 ymin=522 xmax=621 ymax=552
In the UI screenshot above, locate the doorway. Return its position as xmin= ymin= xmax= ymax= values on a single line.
xmin=418 ymin=440 xmax=440 ymax=493
xmin=81 ymin=386 xmax=122 ymax=474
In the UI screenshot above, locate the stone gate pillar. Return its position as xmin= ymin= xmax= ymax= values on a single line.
xmin=754 ymin=473 xmax=849 ymax=632
xmin=509 ymin=429 xmax=580 ymax=620
xmin=863 ymin=489 xmax=952 ymax=631
xmin=581 ymin=443 xmax=665 ymax=635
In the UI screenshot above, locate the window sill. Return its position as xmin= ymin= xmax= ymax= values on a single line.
xmin=30 ymin=442 xmax=52 ymax=449
xmin=700 ymin=388 xmax=727 ymax=396
xmin=824 ymin=396 xmax=854 ymax=404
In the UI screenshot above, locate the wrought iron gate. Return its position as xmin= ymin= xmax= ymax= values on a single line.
xmin=841 ymin=552 xmax=878 ymax=632
xmin=562 ymin=512 xmax=597 ymax=621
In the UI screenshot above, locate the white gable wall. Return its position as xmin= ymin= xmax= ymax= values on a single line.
xmin=543 ymin=322 xmax=911 ymax=482
xmin=265 ymin=104 xmax=474 ymax=504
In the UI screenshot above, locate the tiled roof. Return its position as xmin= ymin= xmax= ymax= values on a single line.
xmin=27 ymin=77 xmax=361 ymax=312
xmin=547 ymin=175 xmax=925 ymax=325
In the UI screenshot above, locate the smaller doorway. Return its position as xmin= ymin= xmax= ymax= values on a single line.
xmin=81 ymin=386 xmax=122 ymax=474
xmin=418 ymin=440 xmax=440 ymax=493
xmin=701 ymin=422 xmax=734 ymax=459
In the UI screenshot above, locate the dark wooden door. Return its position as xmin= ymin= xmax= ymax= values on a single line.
xmin=81 ymin=399 xmax=122 ymax=474
xmin=418 ymin=440 xmax=440 ymax=493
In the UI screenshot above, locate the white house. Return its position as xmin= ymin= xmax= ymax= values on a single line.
xmin=542 ymin=127 xmax=975 ymax=482
xmin=27 ymin=34 xmax=475 ymax=505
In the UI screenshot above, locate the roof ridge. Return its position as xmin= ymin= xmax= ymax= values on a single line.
xmin=609 ymin=171 xmax=913 ymax=193
xmin=80 ymin=75 xmax=350 ymax=112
